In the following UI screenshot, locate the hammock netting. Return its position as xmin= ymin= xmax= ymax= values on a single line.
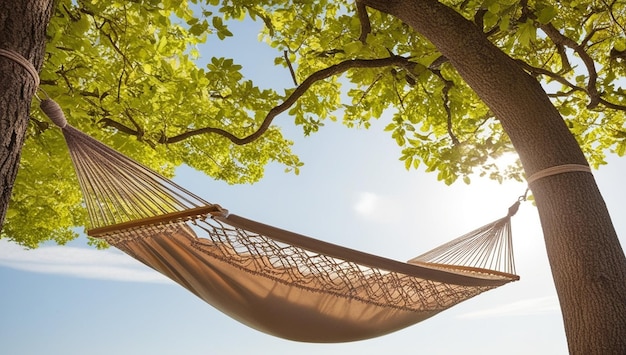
xmin=52 ymin=105 xmax=519 ymax=343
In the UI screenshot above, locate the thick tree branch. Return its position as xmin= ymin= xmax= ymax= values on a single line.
xmin=99 ymin=117 xmax=140 ymax=136
xmin=598 ymin=97 xmax=626 ymax=111
xmin=161 ymin=56 xmax=416 ymax=145
xmin=99 ymin=108 xmax=145 ymax=138
xmin=356 ymin=1 xmax=371 ymax=43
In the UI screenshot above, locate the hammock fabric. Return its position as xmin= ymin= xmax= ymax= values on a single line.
xmin=45 ymin=100 xmax=519 ymax=343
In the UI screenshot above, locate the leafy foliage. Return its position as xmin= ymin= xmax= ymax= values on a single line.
xmin=4 ymin=0 xmax=626 ymax=247
xmin=4 ymin=0 xmax=301 ymax=247
xmin=254 ymin=0 xmax=626 ymax=182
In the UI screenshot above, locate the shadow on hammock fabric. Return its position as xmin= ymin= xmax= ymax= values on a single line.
xmin=46 ymin=99 xmax=519 ymax=343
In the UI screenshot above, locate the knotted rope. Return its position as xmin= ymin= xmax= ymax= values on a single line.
xmin=39 ymin=98 xmax=68 ymax=128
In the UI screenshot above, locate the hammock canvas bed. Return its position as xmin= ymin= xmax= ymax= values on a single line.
xmin=38 ymin=99 xmax=520 ymax=343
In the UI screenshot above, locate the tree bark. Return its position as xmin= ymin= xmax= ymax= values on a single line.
xmin=362 ymin=0 xmax=626 ymax=353
xmin=0 ymin=0 xmax=52 ymax=232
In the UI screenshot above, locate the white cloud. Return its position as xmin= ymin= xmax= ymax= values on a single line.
xmin=0 ymin=239 xmax=172 ymax=284
xmin=353 ymin=191 xmax=403 ymax=223
xmin=458 ymin=296 xmax=559 ymax=319
xmin=354 ymin=191 xmax=379 ymax=215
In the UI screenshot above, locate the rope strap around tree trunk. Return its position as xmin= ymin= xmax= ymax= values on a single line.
xmin=0 ymin=48 xmax=40 ymax=87
xmin=526 ymin=164 xmax=592 ymax=185
xmin=0 ymin=48 xmax=68 ymax=128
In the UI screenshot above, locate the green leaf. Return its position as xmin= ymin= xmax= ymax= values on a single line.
xmin=537 ymin=6 xmax=558 ymax=24
xmin=404 ymin=156 xmax=413 ymax=170
xmin=344 ymin=41 xmax=363 ymax=56
xmin=384 ymin=123 xmax=396 ymax=131
xmin=499 ymin=15 xmax=510 ymax=31
xmin=617 ymin=141 xmax=626 ymax=157
xmin=614 ymin=38 xmax=626 ymax=52
xmin=517 ymin=20 xmax=536 ymax=47
xmin=212 ymin=16 xmax=224 ymax=30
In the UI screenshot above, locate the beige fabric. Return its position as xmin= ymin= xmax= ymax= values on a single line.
xmin=99 ymin=214 xmax=516 ymax=343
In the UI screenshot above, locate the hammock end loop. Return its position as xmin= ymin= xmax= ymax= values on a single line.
xmin=40 ymin=99 xmax=67 ymax=128
xmin=507 ymin=201 xmax=520 ymax=217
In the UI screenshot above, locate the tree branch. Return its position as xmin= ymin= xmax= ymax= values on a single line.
xmin=598 ymin=97 xmax=626 ymax=111
xmin=123 ymin=108 xmax=144 ymax=135
xmin=161 ymin=56 xmax=416 ymax=145
xmin=357 ymin=72 xmax=383 ymax=107
xmin=602 ymin=0 xmax=626 ymax=35
xmin=530 ymin=22 xmax=626 ymax=112
xmin=98 ymin=107 xmax=146 ymax=138
xmin=432 ymin=69 xmax=459 ymax=145
xmin=356 ymin=1 xmax=371 ymax=43
xmin=515 ymin=59 xmax=584 ymax=93
xmin=99 ymin=117 xmax=140 ymax=136
xmin=539 ymin=23 xmax=601 ymax=108
xmin=283 ymin=50 xmax=298 ymax=86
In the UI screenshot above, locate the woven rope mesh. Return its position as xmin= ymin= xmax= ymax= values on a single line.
xmin=100 ymin=216 xmax=503 ymax=313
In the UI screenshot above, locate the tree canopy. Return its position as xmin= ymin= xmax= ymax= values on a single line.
xmin=3 ymin=0 xmax=625 ymax=248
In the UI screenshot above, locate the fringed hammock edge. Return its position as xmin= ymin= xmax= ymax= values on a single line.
xmin=47 ymin=100 xmax=519 ymax=343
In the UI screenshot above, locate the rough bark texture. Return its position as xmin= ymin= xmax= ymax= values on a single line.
xmin=0 ymin=0 xmax=53 ymax=232
xmin=362 ymin=0 xmax=626 ymax=353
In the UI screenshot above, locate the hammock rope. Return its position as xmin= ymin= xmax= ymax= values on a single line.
xmin=410 ymin=200 xmax=521 ymax=275
xmin=38 ymin=99 xmax=520 ymax=342
xmin=2 ymin=47 xmax=532 ymax=342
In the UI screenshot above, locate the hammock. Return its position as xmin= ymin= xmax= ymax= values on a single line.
xmin=41 ymin=99 xmax=519 ymax=343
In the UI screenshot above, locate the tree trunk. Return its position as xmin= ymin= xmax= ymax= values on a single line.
xmin=362 ymin=0 xmax=626 ymax=353
xmin=0 ymin=0 xmax=52 ymax=232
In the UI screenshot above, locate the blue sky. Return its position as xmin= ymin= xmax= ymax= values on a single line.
xmin=2 ymin=13 xmax=626 ymax=355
